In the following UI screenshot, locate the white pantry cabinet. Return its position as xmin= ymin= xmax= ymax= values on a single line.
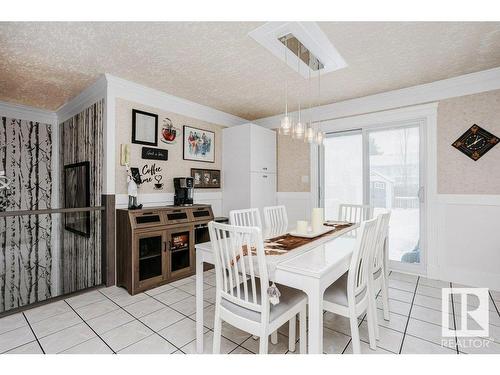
xmin=222 ymin=123 xmax=277 ymax=217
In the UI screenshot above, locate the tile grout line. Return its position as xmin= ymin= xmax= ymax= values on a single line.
xmin=21 ymin=312 xmax=45 ymax=354
xmin=63 ymin=300 xmax=117 ymax=354
xmin=449 ymin=282 xmax=460 ymax=354
xmin=398 ymin=275 xmax=419 ymax=354
xmin=489 ymin=291 xmax=500 ymax=317
xmin=98 ymin=289 xmax=186 ymax=354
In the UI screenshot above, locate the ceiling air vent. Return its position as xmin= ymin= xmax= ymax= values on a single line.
xmin=248 ymin=22 xmax=347 ymax=78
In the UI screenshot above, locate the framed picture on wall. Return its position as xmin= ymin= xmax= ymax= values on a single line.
xmin=64 ymin=161 xmax=90 ymax=237
xmin=183 ymin=125 xmax=215 ymax=163
xmin=132 ymin=109 xmax=158 ymax=146
xmin=191 ymin=168 xmax=221 ymax=188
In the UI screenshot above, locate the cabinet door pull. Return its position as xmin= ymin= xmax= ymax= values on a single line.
xmin=263 ymin=167 xmax=268 ymax=170
xmin=263 ymin=175 xmax=268 ymax=178
xmin=163 ymin=241 xmax=168 ymax=252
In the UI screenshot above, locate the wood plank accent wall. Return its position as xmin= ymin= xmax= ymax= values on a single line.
xmin=59 ymin=99 xmax=104 ymax=294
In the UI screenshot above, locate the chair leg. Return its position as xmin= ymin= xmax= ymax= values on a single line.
xmin=271 ymin=330 xmax=278 ymax=345
xmin=349 ymin=315 xmax=361 ymax=354
xmin=288 ymin=316 xmax=296 ymax=352
xmin=259 ymin=332 xmax=269 ymax=354
xmin=299 ymin=306 xmax=307 ymax=354
xmin=371 ymin=286 xmax=380 ymax=340
xmin=366 ymin=303 xmax=377 ymax=350
xmin=213 ymin=315 xmax=222 ymax=354
xmin=380 ymin=275 xmax=390 ymax=321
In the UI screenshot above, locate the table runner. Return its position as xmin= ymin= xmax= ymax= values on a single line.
xmin=263 ymin=222 xmax=353 ymax=255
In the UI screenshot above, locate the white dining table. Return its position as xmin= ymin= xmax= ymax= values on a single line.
xmin=194 ymin=225 xmax=360 ymax=354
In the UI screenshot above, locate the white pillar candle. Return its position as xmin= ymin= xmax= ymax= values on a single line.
xmin=311 ymin=208 xmax=324 ymax=233
xmin=296 ymin=220 xmax=308 ymax=234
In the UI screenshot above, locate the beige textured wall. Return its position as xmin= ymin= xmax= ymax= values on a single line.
xmin=277 ymin=132 xmax=311 ymax=192
xmin=115 ymin=98 xmax=224 ymax=194
xmin=437 ymin=90 xmax=500 ymax=194
xmin=276 ymin=90 xmax=500 ymax=195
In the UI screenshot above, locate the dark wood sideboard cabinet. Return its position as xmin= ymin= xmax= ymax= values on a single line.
xmin=116 ymin=204 xmax=214 ymax=295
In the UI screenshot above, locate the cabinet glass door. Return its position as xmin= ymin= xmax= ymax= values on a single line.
xmin=168 ymin=229 xmax=192 ymax=275
xmin=137 ymin=232 xmax=164 ymax=282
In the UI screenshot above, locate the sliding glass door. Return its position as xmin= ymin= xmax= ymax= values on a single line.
xmin=321 ymin=122 xmax=425 ymax=273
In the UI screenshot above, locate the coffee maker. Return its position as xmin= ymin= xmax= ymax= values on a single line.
xmin=173 ymin=177 xmax=194 ymax=206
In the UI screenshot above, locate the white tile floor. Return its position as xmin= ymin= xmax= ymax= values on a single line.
xmin=1 ymin=270 xmax=499 ymax=354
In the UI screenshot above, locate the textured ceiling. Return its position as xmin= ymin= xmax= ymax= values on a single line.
xmin=1 ymin=22 xmax=500 ymax=120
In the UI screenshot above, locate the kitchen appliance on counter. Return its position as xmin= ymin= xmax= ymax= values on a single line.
xmin=116 ymin=204 xmax=214 ymax=295
xmin=174 ymin=177 xmax=194 ymax=206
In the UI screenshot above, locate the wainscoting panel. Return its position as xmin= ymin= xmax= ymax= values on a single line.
xmin=276 ymin=192 xmax=312 ymax=226
xmin=431 ymin=194 xmax=500 ymax=291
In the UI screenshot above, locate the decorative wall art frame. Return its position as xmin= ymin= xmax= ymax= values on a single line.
xmin=64 ymin=161 xmax=91 ymax=237
xmin=132 ymin=109 xmax=158 ymax=146
xmin=161 ymin=117 xmax=179 ymax=144
xmin=191 ymin=168 xmax=221 ymax=188
xmin=183 ymin=125 xmax=215 ymax=163
xmin=452 ymin=124 xmax=499 ymax=161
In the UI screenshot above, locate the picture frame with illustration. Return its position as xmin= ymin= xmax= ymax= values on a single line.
xmin=183 ymin=125 xmax=215 ymax=162
xmin=190 ymin=168 xmax=221 ymax=188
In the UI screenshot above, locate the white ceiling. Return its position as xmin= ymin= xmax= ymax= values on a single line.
xmin=1 ymin=22 xmax=500 ymax=120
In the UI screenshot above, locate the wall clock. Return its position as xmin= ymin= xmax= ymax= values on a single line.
xmin=451 ymin=124 xmax=499 ymax=161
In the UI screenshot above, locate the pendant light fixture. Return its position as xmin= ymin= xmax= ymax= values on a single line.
xmin=293 ymin=41 xmax=304 ymax=140
xmin=305 ymin=62 xmax=316 ymax=144
xmin=315 ymin=65 xmax=325 ymax=145
xmin=279 ymin=38 xmax=291 ymax=135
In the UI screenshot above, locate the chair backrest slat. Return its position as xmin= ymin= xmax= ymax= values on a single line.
xmin=263 ymin=205 xmax=288 ymax=235
xmin=230 ymin=208 xmax=263 ymax=230
xmin=346 ymin=217 xmax=378 ymax=301
xmin=209 ymin=221 xmax=270 ymax=320
xmin=373 ymin=211 xmax=391 ymax=273
xmin=338 ymin=204 xmax=374 ymax=223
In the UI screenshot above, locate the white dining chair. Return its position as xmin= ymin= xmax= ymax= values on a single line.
xmin=228 ymin=207 xmax=293 ymax=347
xmin=229 ymin=208 xmax=263 ymax=230
xmin=371 ymin=211 xmax=392 ymax=338
xmin=208 ymin=221 xmax=307 ymax=354
xmin=338 ymin=203 xmax=374 ymax=223
xmin=263 ymin=205 xmax=288 ymax=235
xmin=322 ymin=217 xmax=379 ymax=354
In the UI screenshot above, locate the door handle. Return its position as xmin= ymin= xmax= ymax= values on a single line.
xmin=163 ymin=241 xmax=168 ymax=252
xmin=417 ymin=186 xmax=425 ymax=203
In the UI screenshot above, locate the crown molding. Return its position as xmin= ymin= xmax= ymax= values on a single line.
xmin=0 ymin=101 xmax=57 ymax=124
xmin=105 ymin=74 xmax=247 ymax=127
xmin=254 ymin=66 xmax=500 ymax=128
xmin=56 ymin=75 xmax=107 ymax=123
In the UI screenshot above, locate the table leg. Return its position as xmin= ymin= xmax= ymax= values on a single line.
xmin=306 ymin=286 xmax=323 ymax=354
xmin=196 ymin=251 xmax=205 ymax=354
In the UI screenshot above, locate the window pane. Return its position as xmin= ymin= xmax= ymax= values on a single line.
xmin=323 ymin=132 xmax=363 ymax=220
